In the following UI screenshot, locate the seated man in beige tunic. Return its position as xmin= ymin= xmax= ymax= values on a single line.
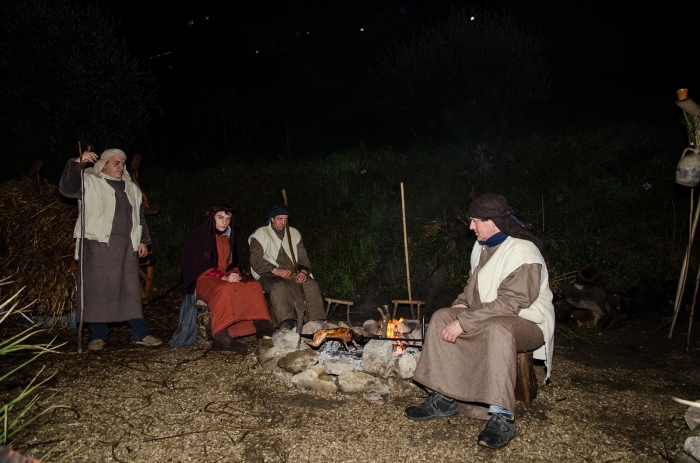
xmin=248 ymin=206 xmax=325 ymax=329
xmin=405 ymin=193 xmax=554 ymax=449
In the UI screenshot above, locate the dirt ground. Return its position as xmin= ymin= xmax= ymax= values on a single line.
xmin=4 ymin=291 xmax=699 ymax=463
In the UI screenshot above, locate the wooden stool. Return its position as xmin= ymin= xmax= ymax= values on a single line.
xmin=324 ymin=298 xmax=354 ymax=324
xmin=391 ymin=299 xmax=425 ymax=320
xmin=515 ymin=351 xmax=537 ymax=406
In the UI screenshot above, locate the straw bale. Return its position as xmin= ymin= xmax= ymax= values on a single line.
xmin=0 ymin=177 xmax=76 ymax=317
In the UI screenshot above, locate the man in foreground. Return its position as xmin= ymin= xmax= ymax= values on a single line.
xmin=248 ymin=205 xmax=325 ymax=329
xmin=405 ymin=193 xmax=554 ymax=449
xmin=59 ymin=149 xmax=162 ymax=351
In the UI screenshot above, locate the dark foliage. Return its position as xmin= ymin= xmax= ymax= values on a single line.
xmin=0 ymin=0 xmax=157 ymax=181
xmin=377 ymin=9 xmax=551 ymax=138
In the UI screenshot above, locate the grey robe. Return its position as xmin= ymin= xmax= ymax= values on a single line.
xmin=412 ymin=244 xmax=545 ymax=418
xmin=59 ymin=161 xmax=151 ymax=323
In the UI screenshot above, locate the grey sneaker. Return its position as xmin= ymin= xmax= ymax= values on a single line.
xmin=87 ymin=339 xmax=105 ymax=351
xmin=134 ymin=335 xmax=162 ymax=347
xmin=477 ymin=414 xmax=516 ymax=449
xmin=405 ymin=392 xmax=459 ymax=421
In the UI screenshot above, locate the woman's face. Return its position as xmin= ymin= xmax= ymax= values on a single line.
xmin=214 ymin=212 xmax=232 ymax=232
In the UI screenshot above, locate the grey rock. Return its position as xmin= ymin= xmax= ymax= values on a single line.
xmin=323 ymin=358 xmax=355 ymax=375
xmin=338 ymin=371 xmax=383 ymax=393
xmin=685 ymin=436 xmax=700 ymax=461
xmin=685 ymin=401 xmax=700 ymax=431
xmin=278 ymin=349 xmax=319 ymax=374
xmin=292 ymin=365 xmax=338 ymax=394
xmin=396 ymin=353 xmax=418 ymax=379
xmin=272 ymin=367 xmax=293 ymax=383
xmin=361 ymin=340 xmax=395 ymax=378
xmin=301 ymin=321 xmax=324 ymax=335
xmin=271 ymin=329 xmax=301 ymax=350
xmin=388 ymin=377 xmax=419 ymax=394
xmin=363 ymin=320 xmax=381 ymax=336
xmin=363 ymin=383 xmax=393 ymax=405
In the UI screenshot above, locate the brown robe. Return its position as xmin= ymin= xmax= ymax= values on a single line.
xmin=412 ymin=244 xmax=544 ymax=419
xmin=59 ymin=161 xmax=150 ymax=323
xmin=250 ymin=228 xmax=325 ymax=322
xmin=195 ymin=235 xmax=271 ymax=338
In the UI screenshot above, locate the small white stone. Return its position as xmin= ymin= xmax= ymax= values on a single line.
xmin=301 ymin=321 xmax=324 ymax=335
xmin=396 ymin=353 xmax=418 ymax=379
xmin=271 ymin=330 xmax=301 ymax=350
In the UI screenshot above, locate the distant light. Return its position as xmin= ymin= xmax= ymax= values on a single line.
xmin=470 ymin=16 xmax=475 ymax=20
xmin=188 ymin=19 xmax=193 ymax=25
xmin=255 ymin=50 xmax=260 ymax=54
xmin=149 ymin=51 xmax=172 ymax=60
xmin=205 ymin=16 xmax=209 ymax=20
xmin=360 ymin=28 xmax=364 ymax=32
xmin=306 ymin=31 xmax=310 ymax=35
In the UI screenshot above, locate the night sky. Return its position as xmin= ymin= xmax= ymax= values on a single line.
xmin=99 ymin=0 xmax=697 ymax=126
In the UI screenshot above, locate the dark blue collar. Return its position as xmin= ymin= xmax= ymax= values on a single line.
xmin=479 ymin=232 xmax=509 ymax=247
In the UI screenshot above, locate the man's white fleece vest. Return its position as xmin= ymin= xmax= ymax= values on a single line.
xmin=248 ymin=225 xmax=302 ymax=279
xmin=471 ymin=236 xmax=555 ymax=379
xmin=72 ymin=173 xmax=143 ymax=258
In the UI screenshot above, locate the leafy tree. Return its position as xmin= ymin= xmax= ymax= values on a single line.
xmin=0 ymin=0 xmax=157 ymax=180
xmin=377 ymin=9 xmax=551 ymax=138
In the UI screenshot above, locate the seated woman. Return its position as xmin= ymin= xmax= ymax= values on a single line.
xmin=182 ymin=205 xmax=273 ymax=352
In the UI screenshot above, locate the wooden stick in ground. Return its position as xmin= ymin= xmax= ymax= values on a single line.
xmin=400 ymin=182 xmax=413 ymax=303
xmin=281 ymin=189 xmax=308 ymax=337
xmin=670 ymin=190 xmax=700 ymax=338
xmin=687 ymin=266 xmax=700 ymax=352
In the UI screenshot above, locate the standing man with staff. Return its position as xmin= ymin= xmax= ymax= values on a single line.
xmin=59 ymin=149 xmax=162 ymax=351
xmin=249 ymin=205 xmax=326 ymax=329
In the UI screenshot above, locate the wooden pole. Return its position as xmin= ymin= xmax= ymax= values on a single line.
xmin=281 ymin=189 xmax=308 ymax=337
xmin=686 ymin=266 xmax=700 ymax=352
xmin=670 ymin=190 xmax=700 ymax=338
xmin=400 ymin=183 xmax=412 ymax=303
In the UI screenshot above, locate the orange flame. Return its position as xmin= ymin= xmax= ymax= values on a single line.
xmin=381 ymin=317 xmax=408 ymax=355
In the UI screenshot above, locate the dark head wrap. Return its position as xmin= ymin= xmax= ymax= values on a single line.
xmin=468 ymin=193 xmax=544 ymax=250
xmin=266 ymin=205 xmax=290 ymax=226
xmin=181 ymin=204 xmax=239 ymax=294
xmin=268 ymin=205 xmax=290 ymax=219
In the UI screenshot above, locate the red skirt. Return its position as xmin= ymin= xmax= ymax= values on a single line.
xmin=196 ymin=275 xmax=270 ymax=338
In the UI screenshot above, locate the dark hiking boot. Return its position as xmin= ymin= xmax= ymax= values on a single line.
xmin=254 ymin=320 xmax=274 ymax=339
xmin=404 ymin=392 xmax=458 ymax=421
xmin=278 ymin=319 xmax=295 ymax=331
xmin=477 ymin=413 xmax=516 ymax=449
xmin=211 ymin=330 xmax=247 ymax=353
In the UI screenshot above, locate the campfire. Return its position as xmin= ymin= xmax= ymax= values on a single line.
xmin=255 ymin=304 xmax=426 ymax=398
xmin=380 ymin=317 xmax=409 ymax=355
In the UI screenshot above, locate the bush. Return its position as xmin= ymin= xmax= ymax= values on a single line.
xmin=0 ymin=0 xmax=157 ymax=180
xmin=377 ymin=8 xmax=551 ymax=138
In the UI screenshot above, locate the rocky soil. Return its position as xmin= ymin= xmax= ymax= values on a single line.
xmin=3 ymin=292 xmax=699 ymax=463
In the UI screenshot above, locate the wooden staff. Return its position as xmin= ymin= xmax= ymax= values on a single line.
xmin=669 ymin=191 xmax=700 ymax=338
xmin=281 ymin=189 xmax=308 ymax=336
xmin=77 ymin=142 xmax=89 ymax=354
xmin=401 ymin=183 xmax=413 ymax=303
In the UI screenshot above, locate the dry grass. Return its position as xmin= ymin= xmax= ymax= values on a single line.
xmin=0 ymin=177 xmax=76 ymax=317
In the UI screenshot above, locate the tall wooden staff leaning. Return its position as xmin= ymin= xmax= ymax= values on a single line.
xmin=281 ymin=189 xmax=308 ymax=336
xmin=77 ymin=141 xmax=91 ymax=354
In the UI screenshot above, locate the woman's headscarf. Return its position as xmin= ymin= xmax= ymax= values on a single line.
xmin=181 ymin=205 xmax=240 ymax=294
xmin=468 ymin=193 xmax=544 ymax=250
